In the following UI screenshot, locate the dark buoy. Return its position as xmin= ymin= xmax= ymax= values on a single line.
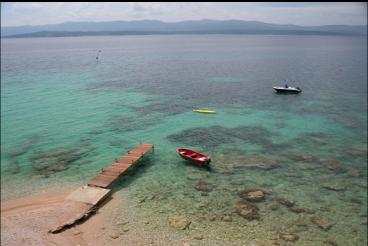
xmin=96 ymin=50 xmax=102 ymax=62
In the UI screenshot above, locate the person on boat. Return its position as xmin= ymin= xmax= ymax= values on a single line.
xmin=284 ymin=83 xmax=288 ymax=88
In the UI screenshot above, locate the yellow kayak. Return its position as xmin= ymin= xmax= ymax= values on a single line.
xmin=192 ymin=109 xmax=216 ymax=114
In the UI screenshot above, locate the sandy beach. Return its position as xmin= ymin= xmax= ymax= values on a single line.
xmin=1 ymin=187 xmax=193 ymax=246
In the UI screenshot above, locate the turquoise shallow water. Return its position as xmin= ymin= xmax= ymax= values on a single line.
xmin=1 ymin=35 xmax=367 ymax=245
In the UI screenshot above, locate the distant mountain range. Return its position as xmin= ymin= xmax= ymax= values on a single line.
xmin=1 ymin=19 xmax=367 ymax=38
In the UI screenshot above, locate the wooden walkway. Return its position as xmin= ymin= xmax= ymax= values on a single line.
xmin=49 ymin=143 xmax=154 ymax=233
xmin=88 ymin=143 xmax=154 ymax=188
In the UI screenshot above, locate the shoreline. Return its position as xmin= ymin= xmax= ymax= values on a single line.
xmin=0 ymin=186 xmax=195 ymax=246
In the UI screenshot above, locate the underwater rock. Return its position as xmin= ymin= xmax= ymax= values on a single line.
xmin=138 ymin=197 xmax=147 ymax=203
xmin=222 ymin=215 xmax=232 ymax=222
xmin=109 ymin=234 xmax=119 ymax=239
xmin=206 ymin=213 xmax=217 ymax=221
xmin=323 ymin=239 xmax=338 ymax=246
xmin=186 ymin=170 xmax=203 ymax=180
xmin=310 ymin=216 xmax=333 ymax=231
xmin=31 ymin=158 xmax=67 ymax=171
xmin=132 ymin=101 xmax=190 ymax=116
xmin=284 ymin=172 xmax=303 ymax=178
xmin=9 ymin=161 xmax=21 ymax=174
xmin=47 ymin=163 xmax=69 ymax=172
xmin=361 ymin=217 xmax=367 ymax=225
xmin=167 ymin=125 xmax=278 ymax=150
xmin=319 ymin=159 xmax=343 ymax=173
xmin=167 ymin=126 xmax=234 ymax=148
xmin=151 ymin=191 xmax=170 ymax=201
xmin=235 ymin=201 xmax=259 ymax=220
xmin=31 ymin=173 xmax=50 ymax=179
xmin=239 ymin=189 xmax=265 ymax=202
xmin=279 ymin=233 xmax=299 ymax=242
xmin=322 ymin=182 xmax=347 ymax=191
xmin=30 ymin=145 xmax=91 ymax=173
xmin=195 ymin=181 xmax=213 ymax=192
xmin=211 ymin=154 xmax=278 ymax=174
xmin=193 ymin=235 xmax=203 ymax=240
xmin=106 ymin=115 xmax=160 ymax=133
xmin=349 ymin=198 xmax=362 ymax=204
xmin=346 ymin=169 xmax=361 ymax=177
xmin=240 ymin=156 xmax=278 ymax=170
xmin=276 ymin=196 xmax=295 ymax=207
xmin=168 ymin=215 xmax=191 ymax=230
xmin=340 ymin=145 xmax=367 ymax=160
xmin=7 ymin=135 xmax=45 ymax=158
xmin=230 ymin=180 xmax=245 ymax=186
xmin=289 ymin=207 xmax=315 ymax=214
xmin=288 ymin=152 xmax=318 ymax=162
xmin=292 ymin=221 xmax=309 ymax=233
xmin=268 ymin=203 xmax=280 ymax=211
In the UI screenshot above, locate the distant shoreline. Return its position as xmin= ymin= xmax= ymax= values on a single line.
xmin=2 ymin=30 xmax=366 ymax=39
xmin=2 ymin=19 xmax=366 ymax=38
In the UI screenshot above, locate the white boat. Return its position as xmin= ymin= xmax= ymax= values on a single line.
xmin=273 ymin=84 xmax=302 ymax=93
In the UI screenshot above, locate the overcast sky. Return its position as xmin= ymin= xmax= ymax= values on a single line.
xmin=1 ymin=2 xmax=367 ymax=27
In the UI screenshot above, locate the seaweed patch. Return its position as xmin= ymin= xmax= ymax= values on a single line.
xmin=167 ymin=125 xmax=279 ymax=150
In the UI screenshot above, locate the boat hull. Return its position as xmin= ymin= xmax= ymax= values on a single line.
xmin=273 ymin=87 xmax=302 ymax=94
xmin=176 ymin=148 xmax=211 ymax=166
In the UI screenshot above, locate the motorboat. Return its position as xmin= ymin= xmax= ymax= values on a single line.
xmin=273 ymin=84 xmax=302 ymax=93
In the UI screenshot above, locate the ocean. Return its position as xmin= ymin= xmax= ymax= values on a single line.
xmin=1 ymin=34 xmax=367 ymax=245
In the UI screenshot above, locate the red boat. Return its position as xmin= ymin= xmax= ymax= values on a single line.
xmin=176 ymin=148 xmax=211 ymax=166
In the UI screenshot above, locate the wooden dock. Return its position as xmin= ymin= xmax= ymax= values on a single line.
xmin=88 ymin=143 xmax=154 ymax=188
xmin=49 ymin=143 xmax=154 ymax=233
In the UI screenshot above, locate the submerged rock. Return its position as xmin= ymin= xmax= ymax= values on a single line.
xmin=7 ymin=135 xmax=45 ymax=158
xmin=268 ymin=203 xmax=280 ymax=211
xmin=240 ymin=156 xmax=278 ymax=170
xmin=168 ymin=215 xmax=191 ymax=230
xmin=30 ymin=145 xmax=91 ymax=173
xmin=167 ymin=125 xmax=278 ymax=150
xmin=346 ymin=169 xmax=361 ymax=177
xmin=279 ymin=233 xmax=299 ymax=242
xmin=211 ymin=154 xmax=278 ymax=174
xmin=193 ymin=235 xmax=203 ymax=240
xmin=235 ymin=201 xmax=259 ymax=220
xmin=323 ymin=239 xmax=338 ymax=246
xmin=319 ymin=159 xmax=343 ymax=173
xmin=239 ymin=189 xmax=265 ymax=202
xmin=109 ymin=234 xmax=119 ymax=239
xmin=323 ymin=182 xmax=347 ymax=191
xmin=289 ymin=206 xmax=315 ymax=214
xmin=276 ymin=196 xmax=295 ymax=207
xmin=207 ymin=214 xmax=217 ymax=221
xmin=195 ymin=181 xmax=213 ymax=192
xmin=222 ymin=215 xmax=232 ymax=222
xmin=9 ymin=161 xmax=21 ymax=174
xmin=311 ymin=216 xmax=334 ymax=231
xmin=288 ymin=152 xmax=318 ymax=163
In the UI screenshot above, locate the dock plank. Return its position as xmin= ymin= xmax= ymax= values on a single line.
xmin=88 ymin=143 xmax=154 ymax=188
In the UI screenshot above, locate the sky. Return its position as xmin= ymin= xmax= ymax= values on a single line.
xmin=1 ymin=2 xmax=367 ymax=27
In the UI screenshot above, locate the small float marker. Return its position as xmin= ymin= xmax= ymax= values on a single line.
xmin=192 ymin=109 xmax=216 ymax=114
xmin=96 ymin=50 xmax=102 ymax=61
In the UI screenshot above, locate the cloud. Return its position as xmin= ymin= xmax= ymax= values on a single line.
xmin=1 ymin=2 xmax=367 ymax=27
